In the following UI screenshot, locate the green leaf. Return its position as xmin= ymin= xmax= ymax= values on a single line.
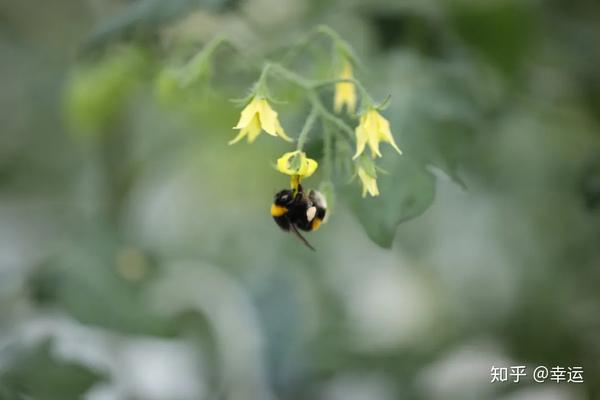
xmin=372 ymin=53 xmax=479 ymax=189
xmin=29 ymin=229 xmax=175 ymax=336
xmin=0 ymin=340 xmax=104 ymax=400
xmin=344 ymin=154 xmax=436 ymax=248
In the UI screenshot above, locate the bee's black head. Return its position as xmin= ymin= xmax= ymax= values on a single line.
xmin=274 ymin=189 xmax=295 ymax=206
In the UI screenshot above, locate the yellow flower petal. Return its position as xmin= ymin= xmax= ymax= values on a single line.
xmin=357 ymin=166 xmax=379 ymax=197
xmin=245 ymin=115 xmax=262 ymax=143
xmin=334 ymin=61 xmax=357 ymax=114
xmin=276 ymin=151 xmax=295 ymax=174
xmin=228 ymin=130 xmax=246 ymax=145
xmin=233 ymin=97 xmax=260 ymax=129
xmin=353 ymin=124 xmax=368 ymax=159
xmin=353 ymin=108 xmax=401 ymax=158
xmin=274 ymin=118 xmax=293 ymax=142
xmin=257 ymin=99 xmax=280 ymax=136
xmin=375 ymin=112 xmax=402 ymax=154
xmin=229 ymin=114 xmax=261 ymax=145
xmin=276 ymin=151 xmax=318 ymax=178
xmin=230 ymin=96 xmax=290 ymax=144
xmin=299 ymin=157 xmax=318 ymax=178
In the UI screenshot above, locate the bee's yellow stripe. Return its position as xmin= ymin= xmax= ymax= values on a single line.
xmin=311 ymin=218 xmax=322 ymax=231
xmin=271 ymin=204 xmax=288 ymax=217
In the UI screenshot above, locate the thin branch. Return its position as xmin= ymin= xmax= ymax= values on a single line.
xmin=296 ymin=106 xmax=318 ymax=151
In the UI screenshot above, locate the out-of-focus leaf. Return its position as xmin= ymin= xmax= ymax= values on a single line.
xmin=154 ymin=67 xmax=186 ymax=105
xmin=582 ymin=159 xmax=600 ymax=211
xmin=63 ymin=47 xmax=149 ymax=134
xmin=148 ymin=261 xmax=273 ymax=400
xmin=399 ymin=115 xmax=472 ymax=189
xmin=372 ymin=53 xmax=481 ymax=188
xmin=83 ymin=0 xmax=232 ymax=51
xmin=29 ymin=230 xmax=174 ymax=336
xmin=0 ymin=340 xmax=104 ymax=399
xmin=448 ymin=0 xmax=539 ymax=78
xmin=344 ymin=154 xmax=436 ymax=248
xmin=368 ymin=9 xmax=446 ymax=56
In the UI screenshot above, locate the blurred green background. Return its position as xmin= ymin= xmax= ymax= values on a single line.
xmin=1 ymin=0 xmax=600 ymax=399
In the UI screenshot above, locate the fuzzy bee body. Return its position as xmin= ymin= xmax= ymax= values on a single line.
xmin=271 ymin=185 xmax=327 ymax=250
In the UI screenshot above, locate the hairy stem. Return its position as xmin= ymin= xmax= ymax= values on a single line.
xmin=307 ymin=92 xmax=354 ymax=144
xmin=323 ymin=121 xmax=333 ymax=179
xmin=266 ymin=63 xmax=355 ymax=144
xmin=311 ymin=77 xmax=373 ymax=105
xmin=296 ymin=106 xmax=318 ymax=151
xmin=180 ymin=36 xmax=239 ymax=86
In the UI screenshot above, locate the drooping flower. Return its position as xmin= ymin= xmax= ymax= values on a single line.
xmin=333 ymin=60 xmax=357 ymax=114
xmin=276 ymin=150 xmax=318 ymax=177
xmin=357 ymin=165 xmax=379 ymax=197
xmin=276 ymin=150 xmax=318 ymax=190
xmin=353 ymin=108 xmax=402 ymax=159
xmin=229 ymin=96 xmax=292 ymax=144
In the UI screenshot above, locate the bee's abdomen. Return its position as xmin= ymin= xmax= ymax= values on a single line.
xmin=273 ymin=215 xmax=291 ymax=231
xmin=271 ymin=204 xmax=291 ymax=231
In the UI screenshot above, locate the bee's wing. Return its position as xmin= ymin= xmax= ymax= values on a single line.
xmin=289 ymin=222 xmax=316 ymax=251
xmin=308 ymin=190 xmax=327 ymax=209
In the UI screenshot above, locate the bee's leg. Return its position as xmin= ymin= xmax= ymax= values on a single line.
xmin=293 ymin=190 xmax=307 ymax=205
xmin=289 ymin=223 xmax=316 ymax=251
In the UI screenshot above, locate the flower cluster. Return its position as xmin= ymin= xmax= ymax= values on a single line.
xmin=351 ymin=106 xmax=402 ymax=197
xmin=226 ymin=27 xmax=403 ymax=216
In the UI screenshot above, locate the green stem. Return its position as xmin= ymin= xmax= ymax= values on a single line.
xmin=264 ymin=63 xmax=355 ymax=145
xmin=180 ymin=36 xmax=237 ymax=86
xmin=280 ymin=25 xmax=353 ymax=66
xmin=268 ymin=62 xmax=312 ymax=89
xmin=311 ymin=77 xmax=374 ymax=105
xmin=307 ymin=92 xmax=354 ymax=143
xmin=296 ymin=106 xmax=318 ymax=151
xmin=315 ymin=25 xmax=358 ymax=63
xmin=255 ymin=63 xmax=272 ymax=96
xmin=280 ymin=29 xmax=322 ymax=65
xmin=323 ymin=121 xmax=333 ymax=179
xmin=316 ymin=25 xmax=343 ymax=43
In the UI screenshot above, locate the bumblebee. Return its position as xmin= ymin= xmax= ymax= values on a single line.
xmin=271 ymin=184 xmax=327 ymax=250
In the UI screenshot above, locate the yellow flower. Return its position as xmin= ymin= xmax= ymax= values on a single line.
xmin=229 ymin=96 xmax=292 ymax=145
xmin=276 ymin=151 xmax=318 ymax=190
xmin=353 ymin=108 xmax=402 ymax=159
xmin=276 ymin=151 xmax=318 ymax=177
xmin=333 ymin=60 xmax=357 ymax=114
xmin=357 ymin=166 xmax=379 ymax=197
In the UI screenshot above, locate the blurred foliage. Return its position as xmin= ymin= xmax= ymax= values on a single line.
xmin=0 ymin=340 xmax=104 ymax=399
xmin=1 ymin=0 xmax=600 ymax=399
xmin=345 ymin=153 xmax=436 ymax=247
xmin=63 ymin=47 xmax=151 ymax=133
